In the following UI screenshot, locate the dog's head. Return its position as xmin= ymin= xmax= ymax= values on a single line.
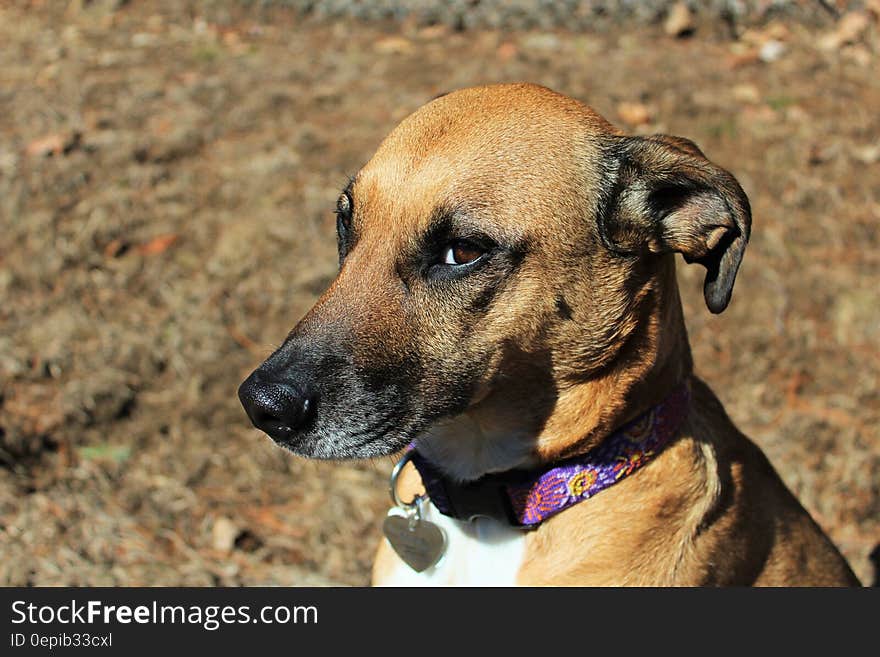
xmin=239 ymin=84 xmax=750 ymax=477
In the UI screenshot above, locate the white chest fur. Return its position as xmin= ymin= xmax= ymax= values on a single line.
xmin=377 ymin=500 xmax=527 ymax=586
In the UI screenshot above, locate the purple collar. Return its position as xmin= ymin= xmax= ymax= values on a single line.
xmin=409 ymin=381 xmax=691 ymax=528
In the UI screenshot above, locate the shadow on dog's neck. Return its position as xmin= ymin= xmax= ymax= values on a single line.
xmin=537 ymin=255 xmax=694 ymax=464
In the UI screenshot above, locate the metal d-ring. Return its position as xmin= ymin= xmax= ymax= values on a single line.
xmin=389 ymin=449 xmax=426 ymax=518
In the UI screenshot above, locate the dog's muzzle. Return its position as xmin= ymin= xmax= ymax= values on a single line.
xmin=236 ymin=332 xmax=422 ymax=459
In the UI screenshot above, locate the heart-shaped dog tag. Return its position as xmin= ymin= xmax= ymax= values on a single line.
xmin=382 ymin=514 xmax=447 ymax=573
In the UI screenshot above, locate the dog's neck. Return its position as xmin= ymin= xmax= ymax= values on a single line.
xmin=417 ymin=256 xmax=693 ymax=482
xmin=538 ymin=256 xmax=693 ymax=463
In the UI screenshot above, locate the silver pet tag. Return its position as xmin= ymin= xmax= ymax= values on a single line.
xmin=383 ymin=450 xmax=447 ymax=573
xmin=382 ymin=512 xmax=446 ymax=573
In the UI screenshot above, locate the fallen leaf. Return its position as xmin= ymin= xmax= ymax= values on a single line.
xmin=664 ymin=3 xmax=695 ymax=38
xmin=103 ymin=238 xmax=129 ymax=258
xmin=819 ymin=11 xmax=871 ymax=51
xmin=726 ymin=50 xmax=760 ymax=69
xmin=25 ymin=131 xmax=82 ymax=157
xmin=246 ymin=506 xmax=308 ymax=539
xmin=741 ymin=22 xmax=790 ymax=46
xmin=137 ymin=233 xmax=178 ymax=256
xmin=850 ymin=143 xmax=880 ymax=164
xmin=24 ymin=134 xmax=64 ymax=157
xmin=374 ymin=36 xmax=413 ymax=54
xmin=211 ymin=517 xmax=240 ymax=553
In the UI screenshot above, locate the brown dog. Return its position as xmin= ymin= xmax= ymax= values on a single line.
xmin=239 ymin=83 xmax=859 ymax=586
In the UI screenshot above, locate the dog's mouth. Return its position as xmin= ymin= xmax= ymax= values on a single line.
xmin=259 ymin=415 xmax=415 ymax=461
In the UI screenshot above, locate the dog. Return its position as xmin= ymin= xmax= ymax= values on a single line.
xmin=239 ymin=83 xmax=860 ymax=586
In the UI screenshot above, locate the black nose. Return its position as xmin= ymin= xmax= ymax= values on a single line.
xmin=238 ymin=374 xmax=314 ymax=441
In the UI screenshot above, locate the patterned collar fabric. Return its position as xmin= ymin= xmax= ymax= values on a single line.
xmin=409 ymin=381 xmax=692 ymax=528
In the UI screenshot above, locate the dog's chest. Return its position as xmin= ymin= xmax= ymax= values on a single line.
xmin=377 ymin=500 xmax=527 ymax=586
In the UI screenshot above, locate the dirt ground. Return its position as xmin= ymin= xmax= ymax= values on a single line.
xmin=1 ymin=1 xmax=878 ymax=586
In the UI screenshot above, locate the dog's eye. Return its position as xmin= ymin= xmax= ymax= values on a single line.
xmin=443 ymin=240 xmax=485 ymax=266
xmin=336 ymin=193 xmax=352 ymax=233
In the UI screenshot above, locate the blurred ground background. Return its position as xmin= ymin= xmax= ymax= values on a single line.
xmin=0 ymin=0 xmax=878 ymax=586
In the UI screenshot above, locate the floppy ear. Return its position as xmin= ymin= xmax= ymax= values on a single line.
xmin=599 ymin=134 xmax=752 ymax=314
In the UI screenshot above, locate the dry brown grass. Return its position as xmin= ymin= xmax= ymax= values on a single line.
xmin=1 ymin=3 xmax=877 ymax=585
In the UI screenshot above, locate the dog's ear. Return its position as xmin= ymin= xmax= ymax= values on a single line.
xmin=599 ymin=134 xmax=752 ymax=313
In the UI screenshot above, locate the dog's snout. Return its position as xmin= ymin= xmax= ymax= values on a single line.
xmin=238 ymin=374 xmax=314 ymax=442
